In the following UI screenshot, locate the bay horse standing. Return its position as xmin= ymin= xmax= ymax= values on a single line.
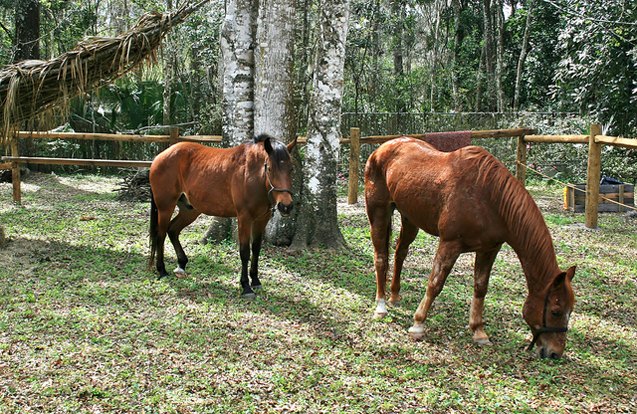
xmin=365 ymin=137 xmax=576 ymax=358
xmin=148 ymin=134 xmax=296 ymax=298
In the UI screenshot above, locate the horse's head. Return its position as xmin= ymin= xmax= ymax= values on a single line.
xmin=523 ymin=265 xmax=576 ymax=359
xmin=257 ymin=134 xmax=296 ymax=215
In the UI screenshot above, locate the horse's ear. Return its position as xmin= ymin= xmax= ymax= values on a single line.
xmin=550 ymin=272 xmax=567 ymax=290
xmin=287 ymin=136 xmax=298 ymax=152
xmin=551 ymin=266 xmax=576 ymax=290
xmin=263 ymin=136 xmax=274 ymax=155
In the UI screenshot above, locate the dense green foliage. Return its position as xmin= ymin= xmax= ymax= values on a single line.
xmin=1 ymin=1 xmax=635 ymax=181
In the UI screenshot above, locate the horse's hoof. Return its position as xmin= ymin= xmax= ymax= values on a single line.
xmin=388 ymin=295 xmax=402 ymax=306
xmin=408 ymin=325 xmax=425 ymax=341
xmin=173 ymin=267 xmax=188 ymax=279
xmin=373 ymin=310 xmax=388 ymax=319
xmin=157 ymin=273 xmax=169 ymax=280
xmin=241 ymin=291 xmax=256 ymax=300
xmin=251 ymin=284 xmax=262 ymax=290
xmin=474 ymin=337 xmax=493 ymax=346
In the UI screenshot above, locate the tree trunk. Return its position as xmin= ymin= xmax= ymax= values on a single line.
xmin=220 ymin=0 xmax=257 ymax=144
xmin=162 ymin=0 xmax=175 ymax=126
xmin=513 ymin=0 xmax=533 ymax=111
xmin=253 ymin=0 xmax=299 ymax=246
xmin=204 ymin=0 xmax=257 ymax=244
xmin=451 ymin=0 xmax=462 ymax=110
xmin=481 ymin=0 xmax=495 ymax=110
xmin=391 ymin=0 xmax=405 ymax=112
xmin=14 ymin=0 xmax=40 ymax=63
xmin=291 ymin=0 xmax=350 ymax=250
xmin=495 ymin=0 xmax=506 ymax=111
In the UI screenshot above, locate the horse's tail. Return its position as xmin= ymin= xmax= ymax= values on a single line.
xmin=148 ymin=188 xmax=158 ymax=270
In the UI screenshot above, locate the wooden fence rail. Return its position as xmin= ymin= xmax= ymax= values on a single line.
xmin=3 ymin=124 xmax=637 ymax=229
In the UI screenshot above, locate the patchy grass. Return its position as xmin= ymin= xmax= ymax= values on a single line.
xmin=1 ymin=174 xmax=636 ymax=413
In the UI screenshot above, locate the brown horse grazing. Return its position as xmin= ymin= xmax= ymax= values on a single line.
xmin=365 ymin=137 xmax=576 ymax=358
xmin=148 ymin=134 xmax=296 ymax=298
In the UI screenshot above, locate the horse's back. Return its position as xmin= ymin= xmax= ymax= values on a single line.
xmin=149 ymin=142 xmax=243 ymax=216
xmin=366 ymin=137 xmax=507 ymax=247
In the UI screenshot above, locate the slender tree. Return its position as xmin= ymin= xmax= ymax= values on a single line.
xmin=513 ymin=0 xmax=533 ymax=111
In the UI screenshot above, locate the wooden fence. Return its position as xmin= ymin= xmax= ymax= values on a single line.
xmin=2 ymin=124 xmax=637 ymax=229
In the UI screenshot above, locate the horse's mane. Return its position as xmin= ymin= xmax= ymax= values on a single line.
xmin=254 ymin=134 xmax=290 ymax=165
xmin=465 ymin=147 xmax=558 ymax=277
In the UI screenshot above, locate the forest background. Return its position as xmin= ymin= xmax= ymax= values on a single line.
xmin=1 ymin=0 xmax=636 ymax=183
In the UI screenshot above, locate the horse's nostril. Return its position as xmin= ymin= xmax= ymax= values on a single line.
xmin=550 ymin=352 xmax=560 ymax=359
xmin=277 ymin=203 xmax=293 ymax=215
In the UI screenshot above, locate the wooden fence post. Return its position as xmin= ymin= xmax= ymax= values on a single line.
xmin=585 ymin=123 xmax=602 ymax=228
xmin=11 ymin=135 xmax=21 ymax=204
xmin=169 ymin=127 xmax=180 ymax=146
xmin=348 ymin=127 xmax=361 ymax=204
xmin=515 ymin=134 xmax=527 ymax=185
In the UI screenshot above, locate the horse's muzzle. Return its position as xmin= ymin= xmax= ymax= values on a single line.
xmin=277 ymin=202 xmax=293 ymax=216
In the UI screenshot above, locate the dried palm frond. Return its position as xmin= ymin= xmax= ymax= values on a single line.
xmin=0 ymin=1 xmax=209 ymax=146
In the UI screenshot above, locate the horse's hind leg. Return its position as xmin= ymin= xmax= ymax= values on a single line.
xmin=470 ymin=246 xmax=501 ymax=346
xmin=409 ymin=240 xmax=461 ymax=340
xmin=391 ymin=215 xmax=419 ymax=306
xmin=167 ymin=204 xmax=201 ymax=277
xmin=367 ymin=202 xmax=393 ymax=318
xmin=155 ymin=206 xmax=175 ymax=279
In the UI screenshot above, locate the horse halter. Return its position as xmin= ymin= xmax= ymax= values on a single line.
xmin=527 ymin=289 xmax=569 ymax=351
xmin=263 ymin=162 xmax=293 ymax=208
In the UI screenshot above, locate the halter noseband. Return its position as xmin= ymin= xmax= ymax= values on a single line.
xmin=264 ymin=162 xmax=293 ymax=208
xmin=526 ymin=289 xmax=569 ymax=351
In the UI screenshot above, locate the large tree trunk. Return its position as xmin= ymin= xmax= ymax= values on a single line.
xmin=203 ymin=0 xmax=257 ymax=244
xmin=14 ymin=0 xmax=40 ymax=63
xmin=291 ymin=0 xmax=350 ymax=250
xmin=253 ymin=0 xmax=300 ymax=246
xmin=220 ymin=0 xmax=257 ymax=144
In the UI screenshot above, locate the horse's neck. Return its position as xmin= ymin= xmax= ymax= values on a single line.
xmin=501 ymin=193 xmax=560 ymax=296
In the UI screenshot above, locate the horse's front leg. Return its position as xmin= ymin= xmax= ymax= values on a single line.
xmin=409 ymin=240 xmax=461 ymax=340
xmin=249 ymin=219 xmax=268 ymax=289
xmin=237 ymin=217 xmax=255 ymax=299
xmin=469 ymin=246 xmax=501 ymax=346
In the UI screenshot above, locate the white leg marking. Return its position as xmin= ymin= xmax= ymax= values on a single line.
xmin=373 ymin=299 xmax=388 ymax=319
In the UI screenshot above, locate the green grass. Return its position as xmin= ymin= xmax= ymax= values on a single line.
xmin=1 ymin=174 xmax=636 ymax=413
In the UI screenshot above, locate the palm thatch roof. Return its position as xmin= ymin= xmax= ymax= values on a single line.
xmin=0 ymin=1 xmax=208 ymax=146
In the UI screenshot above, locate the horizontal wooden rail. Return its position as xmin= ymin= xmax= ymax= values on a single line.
xmin=16 ymin=131 xmax=225 ymax=144
xmin=2 ymin=156 xmax=151 ymax=168
xmin=524 ymin=134 xmax=588 ymax=144
xmin=0 ymin=162 xmax=12 ymax=170
xmin=595 ymin=135 xmax=637 ymax=150
xmin=361 ymin=128 xmax=535 ymax=145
